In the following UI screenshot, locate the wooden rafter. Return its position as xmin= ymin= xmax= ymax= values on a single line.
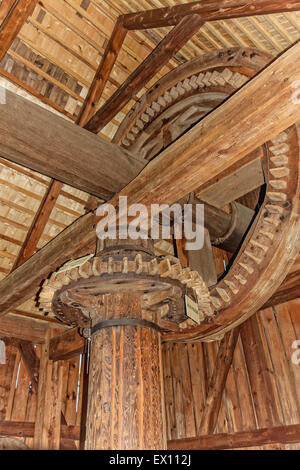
xmin=85 ymin=15 xmax=205 ymax=134
xmin=199 ymin=327 xmax=241 ymax=435
xmin=0 ymin=0 xmax=38 ymax=61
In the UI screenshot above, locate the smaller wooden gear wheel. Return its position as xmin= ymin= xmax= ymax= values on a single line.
xmin=39 ymin=237 xmax=213 ymax=331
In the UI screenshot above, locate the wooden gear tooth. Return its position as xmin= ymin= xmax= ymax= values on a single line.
xmin=170 ymin=263 xmax=182 ymax=279
xmin=189 ymin=75 xmax=198 ymax=89
xmin=270 ymin=131 xmax=288 ymax=144
xmin=48 ymin=272 xmax=63 ymax=289
xmin=149 ymin=258 xmax=159 ymax=275
xmin=259 ymin=230 xmax=274 ymax=240
xmin=56 ymin=272 xmax=71 ymax=285
xmin=269 ymin=180 xmax=287 ymax=189
xmin=211 ymin=296 xmax=222 ymax=309
xmin=178 ymin=268 xmax=191 ymax=283
xmin=265 ymin=204 xmax=284 ymax=214
xmin=79 ymin=261 xmax=92 ymax=279
xmin=267 ymin=191 xmax=287 ymax=202
xmin=159 ymin=258 xmax=172 ymax=278
xmin=91 ymin=257 xmax=102 ymax=276
xmin=107 ymin=257 xmax=114 ymax=274
xmin=234 ymin=274 xmax=247 ymax=285
xmin=67 ymin=267 xmax=80 ymax=282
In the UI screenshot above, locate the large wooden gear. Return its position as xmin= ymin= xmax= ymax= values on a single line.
xmin=113 ymin=47 xmax=300 ymax=342
xmin=39 ymin=47 xmax=300 ymax=342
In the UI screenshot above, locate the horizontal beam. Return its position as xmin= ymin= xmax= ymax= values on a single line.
xmin=121 ymin=0 xmax=300 ymax=30
xmin=167 ymin=424 xmax=300 ymax=450
xmin=0 ymin=314 xmax=49 ymax=343
xmin=110 ymin=41 xmax=300 ymax=215
xmin=1 ymin=42 xmax=299 ymax=319
xmin=0 ymin=89 xmax=144 ymax=199
xmin=85 ymin=15 xmax=204 ymax=134
xmin=0 ymin=420 xmax=80 ymax=441
xmin=49 ymin=328 xmax=85 ymax=361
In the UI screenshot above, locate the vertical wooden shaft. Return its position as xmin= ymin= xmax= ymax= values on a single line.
xmin=85 ymin=292 xmax=167 ymax=450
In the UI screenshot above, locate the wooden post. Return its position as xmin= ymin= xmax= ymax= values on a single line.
xmin=85 ymin=292 xmax=167 ymax=450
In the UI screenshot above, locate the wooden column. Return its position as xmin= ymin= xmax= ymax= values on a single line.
xmin=85 ymin=292 xmax=167 ymax=450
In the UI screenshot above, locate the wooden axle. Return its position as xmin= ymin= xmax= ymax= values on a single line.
xmin=85 ymin=292 xmax=167 ymax=450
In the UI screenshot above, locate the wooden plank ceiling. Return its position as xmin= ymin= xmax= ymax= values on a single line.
xmin=0 ymin=0 xmax=299 ymax=324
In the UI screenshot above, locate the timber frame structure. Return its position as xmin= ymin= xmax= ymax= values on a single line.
xmin=0 ymin=0 xmax=300 ymax=451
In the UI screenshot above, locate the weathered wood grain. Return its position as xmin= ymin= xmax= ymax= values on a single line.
xmin=0 ymin=0 xmax=38 ymax=61
xmin=0 ymin=89 xmax=144 ymax=199
xmin=121 ymin=0 xmax=300 ymax=30
xmin=49 ymin=328 xmax=85 ymax=362
xmin=77 ymin=18 xmax=127 ymax=127
xmin=168 ymin=423 xmax=300 ymax=450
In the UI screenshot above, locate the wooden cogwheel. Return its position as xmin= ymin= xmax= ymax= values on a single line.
xmin=39 ymin=254 xmax=212 ymax=328
xmin=112 ymin=47 xmax=300 ymax=342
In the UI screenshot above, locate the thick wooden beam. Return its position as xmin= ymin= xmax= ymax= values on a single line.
xmin=0 ymin=89 xmax=144 ymax=199
xmin=199 ymin=327 xmax=240 ymax=435
xmin=49 ymin=328 xmax=85 ymax=362
xmin=77 ymin=18 xmax=127 ymax=127
xmin=0 ymin=420 xmax=80 ymax=441
xmin=84 ymin=15 xmax=204 ymax=134
xmin=0 ymin=0 xmax=38 ymax=61
xmin=110 ymin=41 xmax=300 ymax=212
xmin=168 ymin=424 xmax=300 ymax=450
xmin=121 ymin=0 xmax=300 ymax=30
